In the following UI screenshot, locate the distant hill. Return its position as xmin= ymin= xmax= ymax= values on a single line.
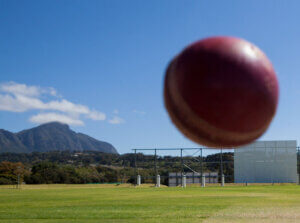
xmin=0 ymin=122 xmax=118 ymax=154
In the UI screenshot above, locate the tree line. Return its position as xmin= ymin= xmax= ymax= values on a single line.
xmin=0 ymin=151 xmax=234 ymax=185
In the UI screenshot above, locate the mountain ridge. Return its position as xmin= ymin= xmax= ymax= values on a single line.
xmin=0 ymin=122 xmax=118 ymax=154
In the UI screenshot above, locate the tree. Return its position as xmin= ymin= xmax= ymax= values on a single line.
xmin=0 ymin=161 xmax=25 ymax=185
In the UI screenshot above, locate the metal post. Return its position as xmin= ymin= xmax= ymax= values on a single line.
xmin=180 ymin=149 xmax=184 ymax=186
xmin=134 ymin=149 xmax=137 ymax=185
xmin=220 ymin=148 xmax=223 ymax=185
xmin=201 ymin=148 xmax=203 ymax=186
xmin=156 ymin=175 xmax=160 ymax=187
xmin=154 ymin=149 xmax=158 ymax=184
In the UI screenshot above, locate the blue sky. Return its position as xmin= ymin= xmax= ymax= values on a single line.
xmin=1 ymin=0 xmax=300 ymax=154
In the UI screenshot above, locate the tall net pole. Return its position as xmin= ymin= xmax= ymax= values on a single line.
xmin=134 ymin=149 xmax=137 ymax=184
xmin=201 ymin=148 xmax=203 ymax=178
xmin=154 ymin=149 xmax=158 ymax=184
xmin=219 ymin=148 xmax=224 ymax=184
xmin=180 ymin=149 xmax=183 ymax=186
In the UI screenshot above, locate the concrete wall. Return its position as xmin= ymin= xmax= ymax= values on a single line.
xmin=234 ymin=140 xmax=298 ymax=183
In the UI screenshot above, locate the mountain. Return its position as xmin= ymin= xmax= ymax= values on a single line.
xmin=0 ymin=129 xmax=29 ymax=153
xmin=0 ymin=122 xmax=118 ymax=154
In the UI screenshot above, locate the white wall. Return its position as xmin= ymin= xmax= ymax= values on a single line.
xmin=234 ymin=140 xmax=298 ymax=183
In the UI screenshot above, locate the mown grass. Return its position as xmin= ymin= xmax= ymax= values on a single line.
xmin=0 ymin=184 xmax=299 ymax=223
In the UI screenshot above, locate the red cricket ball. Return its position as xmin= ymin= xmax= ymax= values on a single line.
xmin=164 ymin=36 xmax=279 ymax=148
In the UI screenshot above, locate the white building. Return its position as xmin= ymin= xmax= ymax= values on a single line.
xmin=234 ymin=140 xmax=298 ymax=183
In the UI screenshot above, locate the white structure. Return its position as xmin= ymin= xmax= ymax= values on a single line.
xmin=234 ymin=140 xmax=298 ymax=183
xmin=221 ymin=174 xmax=225 ymax=187
xmin=156 ymin=175 xmax=160 ymax=187
xmin=137 ymin=175 xmax=141 ymax=186
xmin=168 ymin=172 xmax=218 ymax=187
xmin=182 ymin=175 xmax=186 ymax=188
xmin=201 ymin=175 xmax=205 ymax=187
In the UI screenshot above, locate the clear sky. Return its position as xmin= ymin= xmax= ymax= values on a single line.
xmin=1 ymin=0 xmax=300 ymax=154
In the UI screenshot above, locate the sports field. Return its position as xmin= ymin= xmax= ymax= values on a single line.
xmin=0 ymin=184 xmax=299 ymax=223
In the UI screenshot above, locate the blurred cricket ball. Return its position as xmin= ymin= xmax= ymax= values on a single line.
xmin=164 ymin=36 xmax=279 ymax=148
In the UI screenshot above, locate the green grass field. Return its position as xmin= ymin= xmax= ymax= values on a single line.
xmin=0 ymin=184 xmax=299 ymax=223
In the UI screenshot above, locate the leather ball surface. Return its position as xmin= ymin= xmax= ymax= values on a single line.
xmin=164 ymin=36 xmax=279 ymax=148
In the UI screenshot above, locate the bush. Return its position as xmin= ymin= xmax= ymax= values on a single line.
xmin=0 ymin=177 xmax=15 ymax=185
